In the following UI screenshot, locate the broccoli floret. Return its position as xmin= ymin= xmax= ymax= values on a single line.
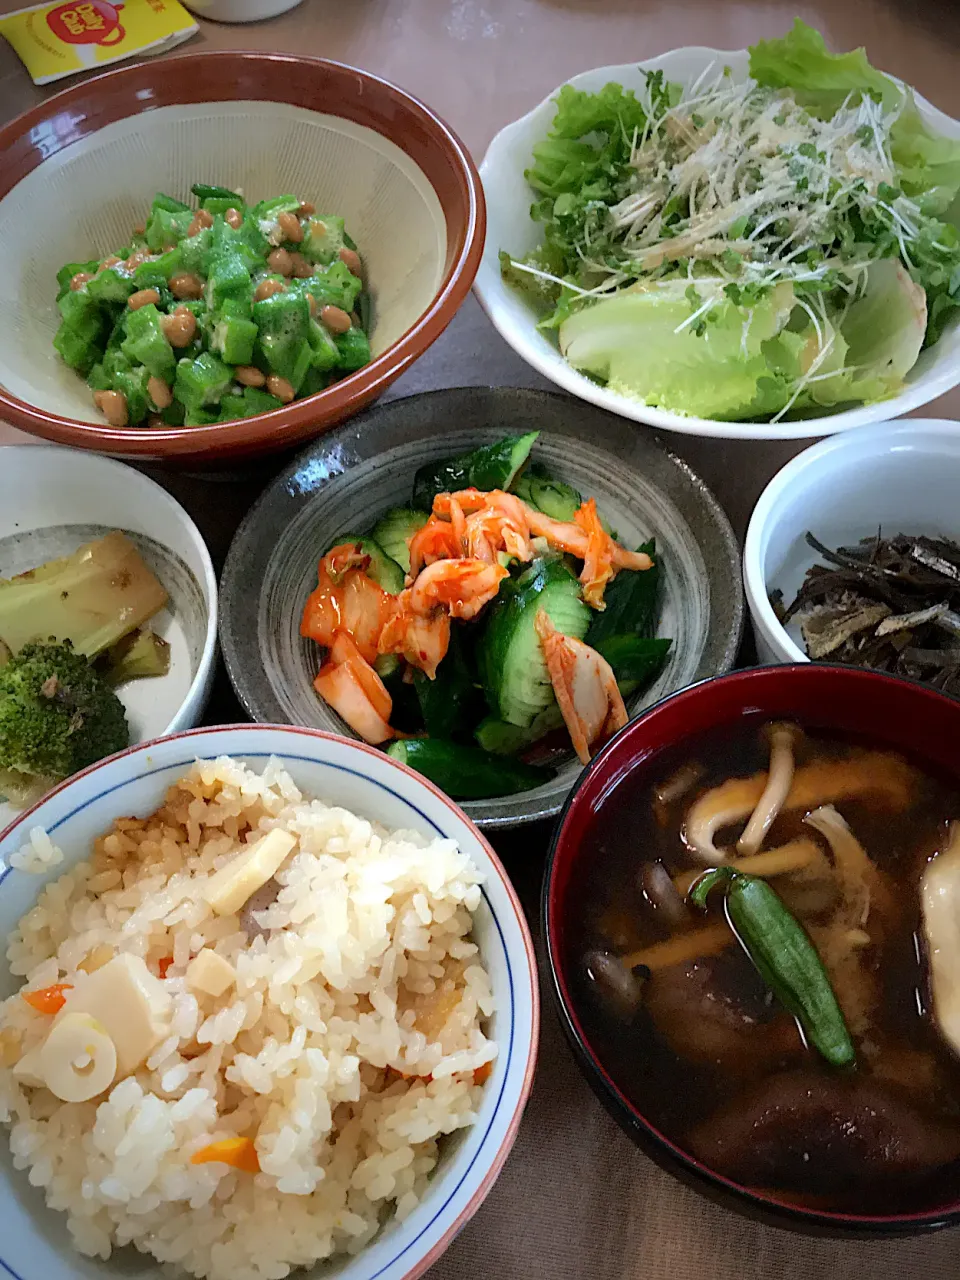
xmin=0 ymin=641 xmax=129 ymax=801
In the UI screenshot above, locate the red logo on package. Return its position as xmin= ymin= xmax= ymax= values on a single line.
xmin=46 ymin=1 xmax=125 ymax=45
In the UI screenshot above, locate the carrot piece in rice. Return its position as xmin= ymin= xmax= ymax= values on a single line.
xmin=21 ymin=983 xmax=72 ymax=1014
xmin=191 ymin=1137 xmax=260 ymax=1173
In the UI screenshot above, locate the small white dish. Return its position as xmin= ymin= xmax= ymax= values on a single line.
xmin=475 ymin=48 xmax=960 ymax=441
xmin=0 ymin=445 xmax=217 ymax=825
xmin=0 ymin=724 xmax=539 ymax=1280
xmin=743 ymin=418 xmax=960 ymax=663
xmin=181 ymin=0 xmax=302 ymax=21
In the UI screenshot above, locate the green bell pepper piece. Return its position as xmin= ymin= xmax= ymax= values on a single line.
xmin=184 ymin=407 xmax=221 ymax=426
xmin=85 ymin=265 xmax=136 ymax=305
xmin=304 ymin=261 xmax=362 ymax=313
xmin=145 ymin=207 xmax=192 ymax=252
xmin=307 ymin=318 xmax=340 ymax=371
xmin=335 ymin=327 xmax=371 ymax=372
xmin=86 ymin=361 xmax=111 ymax=391
xmin=253 ymin=290 xmax=310 ymax=381
xmin=206 ymin=252 xmax=253 ymax=310
xmin=300 ymin=214 xmax=346 ymax=264
xmin=53 ymin=322 xmax=102 ymax=374
xmin=690 ymin=868 xmax=855 ymax=1069
xmin=240 ymin=386 xmax=284 ymax=415
xmin=121 ymin=304 xmax=176 ymax=382
xmin=191 ymin=183 xmax=243 ymax=204
xmin=152 ymin=193 xmax=191 ymax=214
xmin=112 ymin=365 xmax=151 ymax=424
xmin=211 ymin=314 xmax=258 ymax=365
xmin=56 ymin=260 xmax=100 ymax=298
xmin=56 ymin=288 xmax=108 ymax=340
xmin=174 ymin=352 xmax=233 ymax=411
xmin=179 ymin=228 xmax=212 ymax=275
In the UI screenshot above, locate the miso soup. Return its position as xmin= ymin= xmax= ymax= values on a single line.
xmin=568 ymin=722 xmax=960 ymax=1214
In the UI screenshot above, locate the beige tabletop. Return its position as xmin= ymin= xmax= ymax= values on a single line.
xmin=3 ymin=2 xmax=960 ymax=1277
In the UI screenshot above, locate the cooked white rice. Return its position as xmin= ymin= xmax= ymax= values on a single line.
xmin=8 ymin=826 xmax=65 ymax=875
xmin=0 ymin=757 xmax=496 ymax=1279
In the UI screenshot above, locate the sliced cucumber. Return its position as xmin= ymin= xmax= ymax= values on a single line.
xmin=474 ymin=704 xmax=564 ymax=755
xmin=411 ymin=431 xmax=539 ymax=511
xmin=370 ymin=508 xmax=428 ymax=574
xmin=594 ymin=634 xmax=672 ymax=693
xmin=386 ymin=739 xmax=552 ymax=799
xmin=414 ymin=630 xmax=483 ymax=740
xmin=329 ymin=534 xmax=404 ymax=593
xmin=381 ymin=665 xmax=424 ymax=733
xmin=478 ymin=557 xmax=590 ymax=728
xmin=585 ymin=538 xmax=659 ymax=645
xmin=513 ymin=463 xmax=582 ymax=521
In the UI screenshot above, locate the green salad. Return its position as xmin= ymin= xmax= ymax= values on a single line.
xmin=501 ymin=21 xmax=960 ymax=422
xmin=54 ymin=184 xmax=371 ymax=428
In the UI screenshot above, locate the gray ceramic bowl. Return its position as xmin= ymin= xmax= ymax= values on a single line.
xmin=219 ymin=387 xmax=743 ymax=826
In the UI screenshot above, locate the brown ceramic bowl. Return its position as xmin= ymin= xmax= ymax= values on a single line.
xmin=0 ymin=52 xmax=484 ymax=466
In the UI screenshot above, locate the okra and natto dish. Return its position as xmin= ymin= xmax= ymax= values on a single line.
xmin=54 ymin=183 xmax=372 ymax=428
xmin=299 ymin=431 xmax=673 ymax=800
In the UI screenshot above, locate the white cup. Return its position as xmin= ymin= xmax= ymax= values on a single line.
xmin=181 ymin=0 xmax=302 ymax=22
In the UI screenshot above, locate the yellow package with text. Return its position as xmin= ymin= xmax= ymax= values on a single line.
xmin=0 ymin=0 xmax=198 ymax=85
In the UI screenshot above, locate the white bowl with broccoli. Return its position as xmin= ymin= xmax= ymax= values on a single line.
xmin=0 ymin=446 xmax=217 ymax=826
xmin=475 ymin=22 xmax=960 ymax=439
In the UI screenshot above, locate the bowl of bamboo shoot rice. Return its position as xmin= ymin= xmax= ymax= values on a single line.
xmin=0 ymin=724 xmax=538 ymax=1280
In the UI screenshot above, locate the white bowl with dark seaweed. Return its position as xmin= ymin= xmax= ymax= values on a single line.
xmin=745 ymin=418 xmax=960 ymax=694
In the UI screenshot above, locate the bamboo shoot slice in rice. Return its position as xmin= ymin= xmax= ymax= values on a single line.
xmin=12 ymin=1044 xmax=44 ymax=1087
xmin=40 ymin=1013 xmax=117 ymax=1103
xmin=186 ymin=950 xmax=236 ymax=998
xmin=52 ymin=953 xmax=171 ymax=1077
xmin=203 ymin=827 xmax=297 ymax=915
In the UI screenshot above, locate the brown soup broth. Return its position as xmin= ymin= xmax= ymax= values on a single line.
xmin=568 ymin=722 xmax=960 ymax=1213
